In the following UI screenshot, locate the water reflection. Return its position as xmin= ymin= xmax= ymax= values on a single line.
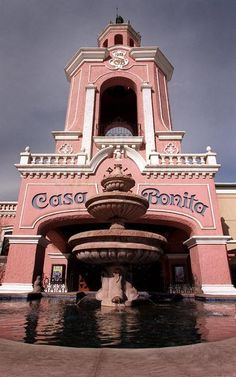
xmin=95 ymin=306 xmax=140 ymax=347
xmin=24 ymin=300 xmax=40 ymax=344
xmin=195 ymin=301 xmax=236 ymax=342
xmin=0 ymin=299 xmax=236 ymax=348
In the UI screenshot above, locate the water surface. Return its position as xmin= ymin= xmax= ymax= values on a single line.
xmin=0 ymin=298 xmax=236 ymax=348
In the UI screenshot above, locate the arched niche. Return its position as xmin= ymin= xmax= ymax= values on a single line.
xmin=98 ymin=77 xmax=138 ymax=136
xmin=114 ymin=34 xmax=123 ymax=45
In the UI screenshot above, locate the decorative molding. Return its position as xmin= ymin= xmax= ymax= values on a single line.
xmin=58 ymin=143 xmax=73 ymax=154
xmin=227 ymin=240 xmax=236 ymax=245
xmin=48 ymin=252 xmax=69 ymax=260
xmin=16 ymin=146 xmax=220 ymax=179
xmin=52 ymin=131 xmax=82 ymax=141
xmin=130 ymin=47 xmax=173 ymax=81
xmin=93 ymin=136 xmax=144 ymax=150
xmin=65 ymin=48 xmax=109 ymax=80
xmin=0 ymin=283 xmax=33 ymax=293
xmin=141 ymin=82 xmax=156 ymax=160
xmin=109 ymin=50 xmax=129 ymax=69
xmin=164 ymin=143 xmax=178 ymax=154
xmin=201 ymin=284 xmax=236 ymax=296
xmin=80 ymin=84 xmax=96 ymax=161
xmin=156 ymin=131 xmax=185 ymax=140
xmin=183 ymin=235 xmax=232 ymax=249
xmin=0 ymin=202 xmax=17 ymax=218
xmin=7 ymin=235 xmax=51 ymax=247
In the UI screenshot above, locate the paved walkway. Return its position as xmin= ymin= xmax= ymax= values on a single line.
xmin=0 ymin=337 xmax=236 ymax=377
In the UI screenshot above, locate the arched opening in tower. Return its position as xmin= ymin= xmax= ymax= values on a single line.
xmin=99 ymin=84 xmax=138 ymax=136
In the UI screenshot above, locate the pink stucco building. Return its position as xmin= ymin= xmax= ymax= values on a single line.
xmin=0 ymin=17 xmax=236 ymax=297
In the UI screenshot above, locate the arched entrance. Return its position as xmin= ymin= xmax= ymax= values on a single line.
xmin=38 ymin=218 xmax=192 ymax=294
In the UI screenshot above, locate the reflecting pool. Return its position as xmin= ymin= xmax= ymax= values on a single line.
xmin=0 ymin=298 xmax=236 ymax=348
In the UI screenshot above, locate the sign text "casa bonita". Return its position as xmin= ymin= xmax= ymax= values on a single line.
xmin=32 ymin=192 xmax=87 ymax=209
xmin=141 ymin=188 xmax=208 ymax=216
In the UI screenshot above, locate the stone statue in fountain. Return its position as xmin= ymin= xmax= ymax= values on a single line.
xmin=69 ymin=164 xmax=167 ymax=307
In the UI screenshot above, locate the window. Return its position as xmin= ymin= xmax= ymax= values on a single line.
xmin=0 ymin=229 xmax=12 ymax=256
xmin=103 ymin=39 xmax=108 ymax=47
xmin=114 ymin=34 xmax=123 ymax=45
xmin=105 ymin=126 xmax=133 ymax=137
xmin=130 ymin=38 xmax=134 ymax=47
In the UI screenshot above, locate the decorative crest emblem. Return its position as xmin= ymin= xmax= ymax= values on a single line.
xmin=58 ymin=143 xmax=73 ymax=154
xmin=164 ymin=142 xmax=178 ymax=154
xmin=109 ymin=50 xmax=129 ymax=69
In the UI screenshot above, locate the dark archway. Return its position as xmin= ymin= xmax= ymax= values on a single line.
xmin=99 ymin=78 xmax=138 ymax=136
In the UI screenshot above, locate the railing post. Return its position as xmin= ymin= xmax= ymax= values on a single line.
xmin=206 ymin=146 xmax=217 ymax=165
xmin=19 ymin=146 xmax=31 ymax=165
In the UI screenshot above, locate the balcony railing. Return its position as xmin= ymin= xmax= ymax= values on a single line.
xmin=158 ymin=153 xmax=207 ymax=166
xmin=30 ymin=154 xmax=79 ymax=165
xmin=19 ymin=152 xmax=215 ymax=166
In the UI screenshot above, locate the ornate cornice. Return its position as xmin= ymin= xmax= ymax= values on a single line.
xmin=65 ymin=48 xmax=109 ymax=80
xmin=130 ymin=47 xmax=174 ymax=81
xmin=0 ymin=202 xmax=17 ymax=218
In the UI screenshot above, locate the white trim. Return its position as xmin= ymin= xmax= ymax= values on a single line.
xmin=201 ymin=284 xmax=236 ymax=296
xmin=93 ymin=136 xmax=144 ymax=150
xmin=164 ymin=75 xmax=172 ymax=128
xmin=184 ymin=235 xmax=232 ymax=249
xmin=52 ymin=131 xmax=82 ymax=140
xmin=92 ymin=65 xmax=146 ymax=84
xmin=156 ymin=131 xmax=185 ymax=140
xmin=48 ymin=253 xmax=69 ymax=260
xmin=67 ymin=70 xmax=82 ymax=130
xmin=130 ymin=47 xmax=173 ymax=81
xmin=125 ymin=146 xmax=146 ymax=171
xmin=0 ymin=283 xmax=33 ymax=293
xmin=227 ymin=240 xmax=236 ymax=244
xmin=216 ymin=189 xmax=236 ymax=194
xmin=156 ymin=68 xmax=169 ymax=130
xmin=1 ymin=226 xmax=13 ymax=232
xmin=7 ymin=235 xmax=50 ymax=247
xmin=65 ymin=48 xmax=109 ymax=80
xmin=141 ymin=83 xmax=156 ymax=160
xmin=81 ymin=84 xmax=96 ymax=161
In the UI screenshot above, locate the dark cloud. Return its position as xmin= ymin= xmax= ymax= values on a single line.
xmin=0 ymin=0 xmax=236 ymax=200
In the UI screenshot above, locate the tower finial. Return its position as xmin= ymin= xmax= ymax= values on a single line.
xmin=115 ymin=7 xmax=124 ymax=24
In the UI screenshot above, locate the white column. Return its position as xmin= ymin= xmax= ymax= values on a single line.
xmin=141 ymin=82 xmax=156 ymax=162
xmin=80 ymin=84 xmax=96 ymax=162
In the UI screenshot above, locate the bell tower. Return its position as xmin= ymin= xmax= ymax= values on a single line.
xmin=53 ymin=15 xmax=182 ymax=166
xmin=2 ymin=16 xmax=235 ymax=298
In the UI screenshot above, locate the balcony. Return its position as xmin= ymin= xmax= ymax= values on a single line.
xmin=15 ymin=145 xmax=219 ymax=179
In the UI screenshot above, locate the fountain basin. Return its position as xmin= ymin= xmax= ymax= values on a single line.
xmin=69 ymin=229 xmax=167 ymax=264
xmin=85 ymin=192 xmax=149 ymax=221
xmin=69 ymin=229 xmax=166 ymax=246
xmin=73 ymin=242 xmax=163 ymax=264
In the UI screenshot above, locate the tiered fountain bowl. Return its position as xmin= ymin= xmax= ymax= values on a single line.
xmin=69 ymin=164 xmax=167 ymax=306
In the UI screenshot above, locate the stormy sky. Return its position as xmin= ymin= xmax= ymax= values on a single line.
xmin=0 ymin=0 xmax=236 ymax=200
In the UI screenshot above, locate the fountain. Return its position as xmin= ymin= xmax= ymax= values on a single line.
xmin=69 ymin=164 xmax=167 ymax=306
